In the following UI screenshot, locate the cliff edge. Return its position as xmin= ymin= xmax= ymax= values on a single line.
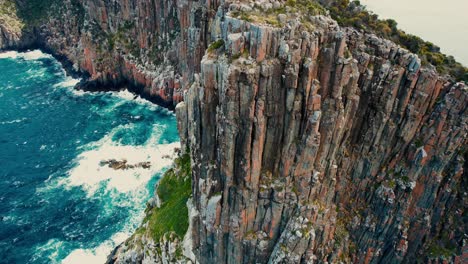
xmin=175 ymin=2 xmax=467 ymax=263
xmin=1 ymin=0 xmax=466 ymax=263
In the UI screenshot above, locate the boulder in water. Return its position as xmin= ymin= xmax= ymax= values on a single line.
xmin=99 ymin=159 xmax=151 ymax=170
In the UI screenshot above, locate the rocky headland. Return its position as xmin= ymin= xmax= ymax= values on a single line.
xmin=1 ymin=0 xmax=466 ymax=263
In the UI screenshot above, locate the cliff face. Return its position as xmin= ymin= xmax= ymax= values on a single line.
xmin=1 ymin=0 xmax=466 ymax=263
xmin=175 ymin=3 xmax=467 ymax=264
xmin=2 ymin=0 xmax=218 ymax=107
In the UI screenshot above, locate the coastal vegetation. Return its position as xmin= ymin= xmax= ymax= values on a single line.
xmin=427 ymin=242 xmax=456 ymax=259
xmin=231 ymin=0 xmax=325 ymax=28
xmin=0 ymin=0 xmax=23 ymax=33
xmin=208 ymin=39 xmax=225 ymax=52
xmin=15 ymin=0 xmax=59 ymax=25
xmin=7 ymin=0 xmax=84 ymax=27
xmin=230 ymin=0 xmax=467 ymax=82
xmin=136 ymin=153 xmax=192 ymax=242
xmin=326 ymin=0 xmax=468 ymax=82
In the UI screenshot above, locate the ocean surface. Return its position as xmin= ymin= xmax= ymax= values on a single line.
xmin=361 ymin=0 xmax=468 ymax=66
xmin=0 ymin=50 xmax=179 ymax=264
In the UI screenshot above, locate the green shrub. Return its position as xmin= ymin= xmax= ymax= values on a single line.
xmin=16 ymin=0 xmax=61 ymax=25
xmin=285 ymin=0 xmax=326 ymax=15
xmin=427 ymin=243 xmax=455 ymax=258
xmin=144 ymin=153 xmax=192 ymax=241
xmin=208 ymin=39 xmax=225 ymax=52
xmin=326 ymin=0 xmax=468 ymax=82
xmin=414 ymin=138 xmax=424 ymax=148
xmin=0 ymin=0 xmax=23 ymax=32
xmin=232 ymin=0 xmax=324 ymax=27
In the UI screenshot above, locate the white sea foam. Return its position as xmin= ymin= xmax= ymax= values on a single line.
xmin=60 ymin=125 xmax=179 ymax=195
xmin=26 ymin=57 xmax=177 ymax=262
xmin=25 ymin=67 xmax=47 ymax=79
xmin=113 ymin=90 xmax=160 ymax=110
xmin=2 ymin=215 xmax=16 ymax=223
xmin=66 ymin=88 xmax=170 ymax=115
xmin=112 ymin=90 xmax=174 ymax=116
xmin=22 ymin=50 xmax=53 ymax=60
xmin=32 ymin=239 xmax=65 ymax=264
xmin=113 ymin=89 xmax=137 ymax=101
xmin=67 ymin=89 xmax=175 ymax=118
xmin=62 ymin=232 xmax=127 ymax=264
xmin=54 ymin=76 xmax=80 ymax=88
xmin=0 ymin=51 xmax=19 ymax=59
xmin=57 ymin=125 xmax=179 ymax=263
xmin=0 ymin=118 xmax=27 ymax=125
xmin=38 ymin=126 xmax=179 ymax=262
xmin=0 ymin=50 xmax=53 ymax=60
xmin=69 ymin=89 xmax=89 ymax=97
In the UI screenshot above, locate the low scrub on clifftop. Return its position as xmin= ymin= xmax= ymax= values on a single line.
xmin=0 ymin=0 xmax=23 ymax=33
xmin=231 ymin=0 xmax=325 ymax=28
xmin=11 ymin=0 xmax=84 ymax=27
xmin=326 ymin=0 xmax=468 ymax=82
xmin=15 ymin=0 xmax=59 ymax=24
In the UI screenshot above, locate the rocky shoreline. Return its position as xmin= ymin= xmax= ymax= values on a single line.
xmin=1 ymin=0 xmax=466 ymax=263
xmin=3 ymin=44 xmax=178 ymax=110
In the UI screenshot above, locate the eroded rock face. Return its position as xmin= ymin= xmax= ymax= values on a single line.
xmin=2 ymin=0 xmax=466 ymax=263
xmin=2 ymin=0 xmax=220 ymax=107
xmin=177 ymin=6 xmax=467 ymax=264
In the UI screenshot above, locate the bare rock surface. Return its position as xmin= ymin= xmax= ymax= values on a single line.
xmin=2 ymin=1 xmax=466 ymax=263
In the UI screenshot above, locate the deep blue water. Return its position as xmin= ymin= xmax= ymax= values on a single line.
xmin=0 ymin=51 xmax=179 ymax=264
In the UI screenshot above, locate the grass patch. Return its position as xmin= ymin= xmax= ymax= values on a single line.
xmin=208 ymin=39 xmax=225 ymax=52
xmin=284 ymin=0 xmax=326 ymax=15
xmin=243 ymin=12 xmax=281 ymax=27
xmin=231 ymin=0 xmax=324 ymax=28
xmin=229 ymin=49 xmax=249 ymax=63
xmin=144 ymin=153 xmax=192 ymax=241
xmin=334 ymin=219 xmax=349 ymax=246
xmin=388 ymin=179 xmax=396 ymax=189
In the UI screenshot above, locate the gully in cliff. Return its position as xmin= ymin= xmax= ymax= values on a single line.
xmin=1 ymin=0 xmax=466 ymax=263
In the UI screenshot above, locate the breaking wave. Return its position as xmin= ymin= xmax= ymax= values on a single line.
xmin=0 ymin=50 xmax=179 ymax=263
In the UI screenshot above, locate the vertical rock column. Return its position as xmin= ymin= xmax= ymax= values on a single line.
xmin=177 ymin=11 xmax=467 ymax=264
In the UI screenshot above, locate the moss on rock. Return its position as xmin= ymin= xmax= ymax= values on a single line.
xmin=144 ymin=153 xmax=192 ymax=242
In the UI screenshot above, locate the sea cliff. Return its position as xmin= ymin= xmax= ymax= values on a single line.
xmin=1 ymin=0 xmax=466 ymax=263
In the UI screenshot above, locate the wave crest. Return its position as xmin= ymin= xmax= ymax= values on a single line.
xmin=0 ymin=50 xmax=53 ymax=60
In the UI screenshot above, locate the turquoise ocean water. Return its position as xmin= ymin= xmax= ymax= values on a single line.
xmin=0 ymin=50 xmax=179 ymax=263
